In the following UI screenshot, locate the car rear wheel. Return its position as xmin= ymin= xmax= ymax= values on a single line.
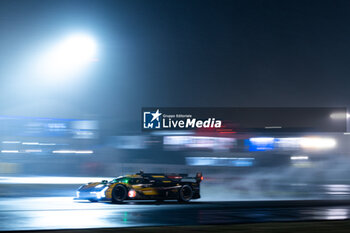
xmin=178 ymin=185 xmax=193 ymax=203
xmin=112 ymin=185 xmax=127 ymax=204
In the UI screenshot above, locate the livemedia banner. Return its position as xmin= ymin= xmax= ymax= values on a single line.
xmin=141 ymin=107 xmax=347 ymax=133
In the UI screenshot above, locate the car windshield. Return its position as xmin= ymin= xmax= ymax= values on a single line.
xmin=109 ymin=178 xmax=123 ymax=184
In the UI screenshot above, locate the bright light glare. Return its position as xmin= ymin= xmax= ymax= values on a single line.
xmin=38 ymin=34 xmax=97 ymax=80
xmin=2 ymin=141 xmax=21 ymax=144
xmin=39 ymin=143 xmax=56 ymax=146
xmin=290 ymin=156 xmax=309 ymax=160
xmin=249 ymin=137 xmax=275 ymax=143
xmin=54 ymin=35 xmax=96 ymax=64
xmin=1 ymin=150 xmax=19 ymax=153
xmin=52 ymin=150 xmax=93 ymax=154
xmin=22 ymin=142 xmax=39 ymax=145
xmin=25 ymin=149 xmax=42 ymax=153
xmin=330 ymin=112 xmax=347 ymax=120
xmin=300 ymin=137 xmax=336 ymax=149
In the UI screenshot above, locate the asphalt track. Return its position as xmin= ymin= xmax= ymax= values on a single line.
xmin=1 ymin=197 xmax=350 ymax=231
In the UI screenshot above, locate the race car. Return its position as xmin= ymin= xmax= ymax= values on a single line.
xmin=75 ymin=171 xmax=203 ymax=203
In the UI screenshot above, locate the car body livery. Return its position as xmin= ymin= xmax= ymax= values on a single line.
xmin=75 ymin=171 xmax=203 ymax=203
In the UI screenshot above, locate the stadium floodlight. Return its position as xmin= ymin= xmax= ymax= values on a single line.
xmin=37 ymin=34 xmax=97 ymax=82
xmin=53 ymin=34 xmax=97 ymax=64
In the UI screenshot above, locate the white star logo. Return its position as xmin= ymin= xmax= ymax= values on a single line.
xmin=151 ymin=109 xmax=162 ymax=122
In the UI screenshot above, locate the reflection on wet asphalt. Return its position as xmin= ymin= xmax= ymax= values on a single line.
xmin=0 ymin=197 xmax=350 ymax=231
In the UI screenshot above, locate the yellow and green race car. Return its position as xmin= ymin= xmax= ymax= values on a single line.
xmin=75 ymin=171 xmax=203 ymax=203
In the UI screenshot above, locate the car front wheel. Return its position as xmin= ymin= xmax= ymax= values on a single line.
xmin=112 ymin=185 xmax=127 ymax=204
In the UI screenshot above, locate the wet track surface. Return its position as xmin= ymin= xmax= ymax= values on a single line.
xmin=1 ymin=198 xmax=350 ymax=231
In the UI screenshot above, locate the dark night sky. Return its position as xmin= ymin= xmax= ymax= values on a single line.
xmin=0 ymin=0 xmax=350 ymax=128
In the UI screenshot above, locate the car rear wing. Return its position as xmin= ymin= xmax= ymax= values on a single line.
xmin=168 ymin=172 xmax=203 ymax=183
xmin=136 ymin=170 xmax=203 ymax=183
xmin=137 ymin=172 xmax=188 ymax=178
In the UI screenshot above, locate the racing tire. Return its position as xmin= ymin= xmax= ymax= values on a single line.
xmin=112 ymin=185 xmax=127 ymax=204
xmin=178 ymin=185 xmax=193 ymax=203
